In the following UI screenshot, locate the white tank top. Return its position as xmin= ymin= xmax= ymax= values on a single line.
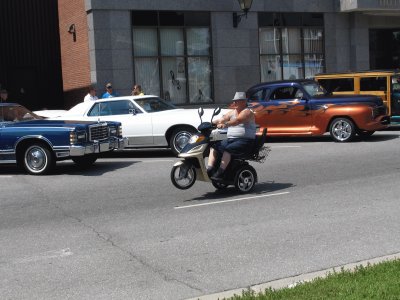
xmin=227 ymin=109 xmax=256 ymax=139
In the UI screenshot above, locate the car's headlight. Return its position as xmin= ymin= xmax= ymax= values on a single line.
xmin=188 ymin=134 xmax=205 ymax=143
xmin=70 ymin=131 xmax=87 ymax=144
xmin=109 ymin=126 xmax=117 ymax=136
xmin=70 ymin=132 xmax=77 ymax=144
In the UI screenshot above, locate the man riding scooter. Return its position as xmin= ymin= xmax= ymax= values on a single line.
xmin=207 ymin=92 xmax=257 ymax=180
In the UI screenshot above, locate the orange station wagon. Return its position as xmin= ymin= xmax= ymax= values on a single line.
xmin=246 ymin=80 xmax=390 ymax=142
xmin=314 ymin=70 xmax=400 ymax=124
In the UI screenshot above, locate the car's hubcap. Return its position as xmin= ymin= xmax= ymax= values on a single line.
xmin=333 ymin=121 xmax=351 ymax=141
xmin=175 ymin=131 xmax=191 ymax=151
xmin=26 ymin=147 xmax=46 ymax=171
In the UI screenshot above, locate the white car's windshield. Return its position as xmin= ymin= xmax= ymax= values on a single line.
xmin=301 ymin=82 xmax=327 ymax=97
xmin=134 ymin=97 xmax=176 ymax=113
xmin=0 ymin=105 xmax=43 ymax=122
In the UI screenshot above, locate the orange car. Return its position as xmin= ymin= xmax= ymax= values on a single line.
xmin=246 ymin=80 xmax=390 ymax=142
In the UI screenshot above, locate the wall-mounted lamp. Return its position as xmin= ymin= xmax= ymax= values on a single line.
xmin=233 ymin=0 xmax=253 ymax=28
xmin=68 ymin=24 xmax=76 ymax=42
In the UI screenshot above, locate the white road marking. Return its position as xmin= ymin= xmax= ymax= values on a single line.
xmin=0 ymin=175 xmax=13 ymax=178
xmin=14 ymin=248 xmax=73 ymax=264
xmin=174 ymin=191 xmax=290 ymax=209
xmin=141 ymin=159 xmax=174 ymax=163
xmin=271 ymin=145 xmax=301 ymax=148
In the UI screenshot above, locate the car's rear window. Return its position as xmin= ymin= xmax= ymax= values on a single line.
xmin=360 ymin=77 xmax=387 ymax=91
xmin=318 ymin=78 xmax=354 ymax=92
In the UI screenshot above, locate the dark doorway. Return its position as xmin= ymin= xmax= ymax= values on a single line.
xmin=370 ymin=29 xmax=400 ymax=70
xmin=0 ymin=0 xmax=63 ymax=110
xmin=7 ymin=68 xmax=38 ymax=109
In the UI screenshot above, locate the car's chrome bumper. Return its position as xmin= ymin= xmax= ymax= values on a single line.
xmin=68 ymin=137 xmax=127 ymax=156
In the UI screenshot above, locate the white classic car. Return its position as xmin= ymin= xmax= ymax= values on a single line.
xmin=35 ymin=95 xmax=228 ymax=155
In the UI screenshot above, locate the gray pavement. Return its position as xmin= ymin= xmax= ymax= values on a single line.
xmin=1 ymin=130 xmax=400 ymax=299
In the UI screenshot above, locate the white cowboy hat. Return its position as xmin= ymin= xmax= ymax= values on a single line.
xmin=232 ymin=91 xmax=247 ymax=101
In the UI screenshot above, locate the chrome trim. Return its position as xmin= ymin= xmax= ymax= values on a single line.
xmin=56 ymin=152 xmax=70 ymax=158
xmin=15 ymin=135 xmax=54 ymax=150
xmin=68 ymin=137 xmax=127 ymax=156
xmin=0 ymin=150 xmax=15 ymax=155
xmin=88 ymin=123 xmax=109 ymax=141
xmin=0 ymin=160 xmax=17 ymax=164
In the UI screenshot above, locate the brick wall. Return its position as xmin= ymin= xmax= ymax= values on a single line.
xmin=58 ymin=0 xmax=91 ymax=108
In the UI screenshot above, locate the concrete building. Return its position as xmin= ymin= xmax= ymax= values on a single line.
xmin=58 ymin=0 xmax=400 ymax=108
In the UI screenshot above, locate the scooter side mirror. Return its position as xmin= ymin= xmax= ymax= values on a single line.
xmin=213 ymin=107 xmax=221 ymax=116
xmin=198 ymin=107 xmax=204 ymax=117
xmin=198 ymin=107 xmax=204 ymax=123
xmin=210 ymin=107 xmax=221 ymax=125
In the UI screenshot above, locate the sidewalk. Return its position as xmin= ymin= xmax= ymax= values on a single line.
xmin=186 ymin=252 xmax=400 ymax=300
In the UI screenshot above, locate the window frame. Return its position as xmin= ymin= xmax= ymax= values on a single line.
xmin=258 ymin=13 xmax=325 ymax=81
xmin=132 ymin=11 xmax=214 ymax=106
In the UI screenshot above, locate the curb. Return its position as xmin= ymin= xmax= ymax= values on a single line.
xmin=186 ymin=252 xmax=400 ymax=300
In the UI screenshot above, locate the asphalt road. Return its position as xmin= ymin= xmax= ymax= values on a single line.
xmin=1 ymin=130 xmax=400 ymax=299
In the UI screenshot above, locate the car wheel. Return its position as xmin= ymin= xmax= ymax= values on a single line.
xmin=234 ymin=165 xmax=257 ymax=193
xmin=169 ymin=126 xmax=197 ymax=156
xmin=72 ymin=155 xmax=98 ymax=169
xmin=329 ymin=117 xmax=356 ymax=142
xmin=23 ymin=143 xmax=55 ymax=175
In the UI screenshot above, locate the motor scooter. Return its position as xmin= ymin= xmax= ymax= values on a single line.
xmin=170 ymin=107 xmax=270 ymax=193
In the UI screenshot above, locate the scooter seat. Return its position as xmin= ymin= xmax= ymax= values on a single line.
xmin=232 ymin=128 xmax=268 ymax=161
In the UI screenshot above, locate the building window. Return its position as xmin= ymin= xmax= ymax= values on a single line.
xmin=132 ymin=11 xmax=212 ymax=105
xmin=258 ymin=13 xmax=325 ymax=82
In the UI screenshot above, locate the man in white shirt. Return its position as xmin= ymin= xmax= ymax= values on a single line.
xmin=84 ymin=86 xmax=98 ymax=102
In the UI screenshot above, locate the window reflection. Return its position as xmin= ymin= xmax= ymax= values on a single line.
xmin=132 ymin=12 xmax=212 ymax=105
xmin=259 ymin=13 xmax=325 ymax=81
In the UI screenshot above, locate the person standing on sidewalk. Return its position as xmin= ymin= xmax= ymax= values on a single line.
xmin=83 ymin=86 xmax=98 ymax=102
xmin=101 ymin=83 xmax=119 ymax=99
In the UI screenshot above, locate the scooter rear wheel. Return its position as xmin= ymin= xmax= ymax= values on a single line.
xmin=170 ymin=164 xmax=196 ymax=189
xmin=234 ymin=165 xmax=257 ymax=193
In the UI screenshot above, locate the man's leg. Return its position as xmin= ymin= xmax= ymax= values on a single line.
xmin=219 ymin=151 xmax=231 ymax=170
xmin=207 ymin=140 xmax=227 ymax=177
xmin=211 ymin=151 xmax=231 ymax=180
xmin=207 ymin=147 xmax=217 ymax=168
xmin=206 ymin=147 xmax=218 ymax=176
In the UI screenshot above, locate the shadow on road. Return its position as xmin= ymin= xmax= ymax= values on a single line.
xmin=99 ymin=148 xmax=174 ymax=158
xmin=54 ymin=161 xmax=136 ymax=176
xmin=185 ymin=181 xmax=294 ymax=202
xmin=0 ymin=161 xmax=136 ymax=176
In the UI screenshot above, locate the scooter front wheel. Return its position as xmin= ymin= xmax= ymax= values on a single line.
xmin=170 ymin=164 xmax=197 ymax=190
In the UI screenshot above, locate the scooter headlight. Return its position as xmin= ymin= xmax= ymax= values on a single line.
xmin=189 ymin=134 xmax=205 ymax=144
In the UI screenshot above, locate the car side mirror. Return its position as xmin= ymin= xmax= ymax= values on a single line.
xmin=129 ymin=108 xmax=137 ymax=115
